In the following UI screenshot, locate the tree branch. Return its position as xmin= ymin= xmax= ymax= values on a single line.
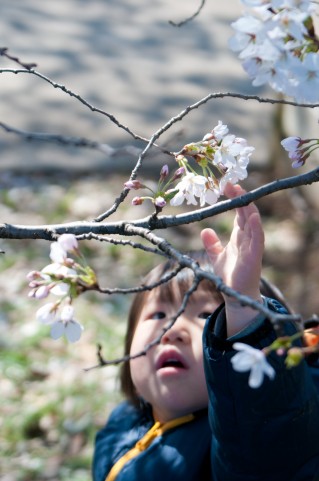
xmin=1 ymin=168 xmax=319 ymax=240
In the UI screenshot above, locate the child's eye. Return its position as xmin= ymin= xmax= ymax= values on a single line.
xmin=150 ymin=311 xmax=166 ymax=320
xmin=198 ymin=312 xmax=211 ymax=320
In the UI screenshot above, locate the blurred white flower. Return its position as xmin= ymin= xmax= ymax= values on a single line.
xmin=33 ymin=285 xmax=51 ymax=299
xmin=40 ymin=263 xmax=77 ymax=296
xmin=50 ymin=242 xmax=68 ymax=264
xmin=230 ymin=1 xmax=319 ymax=102
xmin=36 ymin=302 xmax=58 ymax=324
xmin=281 ymin=136 xmax=302 ymax=152
xmin=57 ymin=233 xmax=78 ymax=253
xmin=211 ymin=120 xmax=229 ymax=141
xmin=231 ymin=342 xmax=275 ymax=388
xmin=50 ymin=305 xmax=83 ymax=343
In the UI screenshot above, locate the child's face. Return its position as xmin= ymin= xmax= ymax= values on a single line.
xmin=129 ymin=287 xmax=220 ymax=422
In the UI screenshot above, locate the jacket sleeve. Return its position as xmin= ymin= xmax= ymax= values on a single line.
xmin=203 ymin=298 xmax=319 ymax=481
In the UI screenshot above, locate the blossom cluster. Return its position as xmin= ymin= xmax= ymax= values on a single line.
xmin=27 ymin=234 xmax=96 ymax=343
xmin=281 ymin=135 xmax=319 ymax=167
xmin=230 ymin=0 xmax=319 ymax=102
xmin=124 ymin=121 xmax=254 ymax=209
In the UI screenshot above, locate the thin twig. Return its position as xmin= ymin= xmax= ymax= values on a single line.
xmin=76 ymin=232 xmax=167 ymax=257
xmin=169 ymin=0 xmax=206 ymax=27
xmin=94 ymin=265 xmax=183 ymax=295
xmin=0 ymin=48 xmax=37 ymax=70
xmin=85 ymin=276 xmax=200 ymax=369
xmin=0 ymin=121 xmax=136 ymax=155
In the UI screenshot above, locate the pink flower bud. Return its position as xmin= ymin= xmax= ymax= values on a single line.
xmin=35 ymin=285 xmax=51 ymax=299
xmin=26 ymin=270 xmax=41 ymax=282
xmin=124 ymin=180 xmax=143 ymax=190
xmin=172 ymin=167 xmax=185 ymax=181
xmin=160 ymin=164 xmax=169 ymax=179
xmin=132 ymin=196 xmax=143 ymax=205
xmin=154 ymin=196 xmax=166 ymax=208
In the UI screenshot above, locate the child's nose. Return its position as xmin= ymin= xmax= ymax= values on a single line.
xmin=161 ymin=316 xmax=191 ymax=344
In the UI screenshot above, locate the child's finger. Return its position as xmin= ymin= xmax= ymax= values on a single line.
xmin=201 ymin=228 xmax=223 ymax=261
xmin=223 ymin=182 xmax=245 ymax=199
xmin=224 ymin=183 xmax=260 ymax=231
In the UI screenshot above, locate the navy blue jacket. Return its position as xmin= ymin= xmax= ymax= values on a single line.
xmin=93 ymin=299 xmax=319 ymax=481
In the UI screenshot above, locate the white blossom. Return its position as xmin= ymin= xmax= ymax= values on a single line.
xmin=50 ymin=305 xmax=83 ymax=343
xmin=50 ymin=242 xmax=68 ymax=264
xmin=231 ymin=342 xmax=275 ymax=388
xmin=57 ymin=233 xmax=78 ymax=252
xmin=199 ymin=181 xmax=220 ymax=206
xmin=170 ymin=121 xmax=254 ymax=207
xmin=40 ymin=263 xmax=77 ymax=296
xmin=36 ymin=302 xmax=58 ymax=324
xmin=170 ymin=172 xmax=207 ymax=206
xmin=211 ymin=120 xmax=229 ymax=141
xmin=281 ymin=136 xmax=302 ymax=151
xmin=230 ymin=1 xmax=319 ymax=102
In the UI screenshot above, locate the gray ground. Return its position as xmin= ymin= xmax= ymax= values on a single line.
xmin=1 ymin=0 xmax=285 ymax=173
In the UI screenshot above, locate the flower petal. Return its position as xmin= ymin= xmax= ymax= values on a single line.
xmin=50 ymin=283 xmax=70 ymax=296
xmin=248 ymin=364 xmax=264 ymax=388
xmin=262 ymin=359 xmax=276 ymax=380
xmin=50 ymin=242 xmax=67 ymax=263
xmin=36 ymin=302 xmax=57 ymax=324
xmin=50 ymin=321 xmax=65 ymax=340
xmin=65 ymin=320 xmax=83 ymax=343
xmin=61 ymin=305 xmax=74 ymax=322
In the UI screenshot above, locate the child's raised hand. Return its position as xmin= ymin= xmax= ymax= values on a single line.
xmin=201 ymin=184 xmax=264 ymax=336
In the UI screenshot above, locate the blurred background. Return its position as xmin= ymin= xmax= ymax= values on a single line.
xmin=1 ymin=1 xmax=319 ymax=480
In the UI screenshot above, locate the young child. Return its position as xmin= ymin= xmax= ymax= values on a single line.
xmin=93 ymin=185 xmax=319 ymax=481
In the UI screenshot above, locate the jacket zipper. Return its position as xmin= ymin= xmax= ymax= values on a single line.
xmin=105 ymin=413 xmax=195 ymax=481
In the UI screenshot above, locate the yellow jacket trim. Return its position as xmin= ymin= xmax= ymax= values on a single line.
xmin=105 ymin=413 xmax=195 ymax=481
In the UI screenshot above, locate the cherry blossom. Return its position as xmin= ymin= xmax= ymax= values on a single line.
xmin=36 ymin=302 xmax=58 ymax=324
xmin=230 ymin=1 xmax=319 ymax=102
xmin=27 ymin=235 xmax=97 ymax=343
xmin=170 ymin=172 xmax=207 ymax=206
xmin=281 ymin=136 xmax=302 ymax=151
xmin=231 ymin=342 xmax=275 ymax=388
xmin=199 ymin=180 xmax=220 ymax=206
xmin=50 ymin=305 xmax=83 ymax=343
xmin=57 ymin=233 xmax=78 ymax=253
xmin=211 ymin=120 xmax=230 ymax=141
xmin=50 ymin=241 xmax=68 ymax=264
xmin=281 ymin=135 xmax=319 ymax=167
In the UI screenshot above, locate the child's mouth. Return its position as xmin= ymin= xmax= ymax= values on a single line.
xmin=161 ymin=359 xmax=185 ymax=369
xmin=156 ymin=350 xmax=189 ymax=373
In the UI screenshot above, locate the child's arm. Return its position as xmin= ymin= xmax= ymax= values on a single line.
xmin=201 ymin=183 xmax=264 ymax=337
xmin=201 ymin=184 xmax=319 ymax=480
